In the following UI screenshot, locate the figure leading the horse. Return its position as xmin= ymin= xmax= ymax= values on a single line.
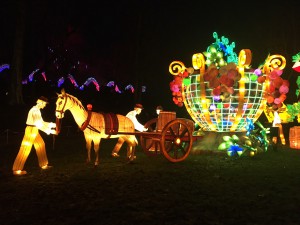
xmin=55 ymin=89 xmax=138 ymax=166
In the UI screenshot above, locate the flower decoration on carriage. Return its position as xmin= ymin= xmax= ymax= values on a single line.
xmin=169 ymin=64 xmax=194 ymax=107
xmin=292 ymin=52 xmax=300 ymax=73
xmin=255 ymin=121 xmax=270 ymax=152
xmin=245 ymin=117 xmax=254 ymax=136
xmin=169 ymin=32 xmax=288 ymax=132
xmin=261 ymin=55 xmax=290 ymax=123
xmin=218 ymin=120 xmax=270 ymax=157
xmin=217 ymin=134 xmax=243 ymax=157
xmin=285 ymin=53 xmax=300 ymax=122
xmin=203 ymin=32 xmax=238 ymax=67
xmin=227 ymin=144 xmax=244 ymax=157
xmin=203 ymin=62 xmax=241 ymax=99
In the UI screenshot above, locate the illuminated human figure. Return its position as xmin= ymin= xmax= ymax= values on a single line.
xmin=156 ymin=105 xmax=163 ymax=115
xmin=271 ymin=110 xmax=285 ymax=145
xmin=154 ymin=105 xmax=164 ymax=131
xmin=12 ymin=96 xmax=57 ymax=175
xmin=111 ymin=104 xmax=147 ymax=158
xmin=272 ymin=110 xmax=281 ymax=127
xmin=125 ymin=104 xmax=148 ymax=132
xmin=148 ymin=105 xmax=164 ymax=152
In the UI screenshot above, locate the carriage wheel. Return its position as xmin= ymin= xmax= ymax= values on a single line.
xmin=140 ymin=118 xmax=161 ymax=156
xmin=160 ymin=119 xmax=193 ymax=162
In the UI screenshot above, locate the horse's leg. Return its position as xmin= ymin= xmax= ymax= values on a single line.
xmin=84 ymin=133 xmax=92 ymax=164
xmin=93 ymin=138 xmax=101 ymax=166
xmin=111 ymin=137 xmax=125 ymax=157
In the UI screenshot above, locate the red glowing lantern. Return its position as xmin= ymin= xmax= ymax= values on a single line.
xmin=292 ymin=61 xmax=300 ymax=73
xmin=267 ymin=96 xmax=274 ymax=104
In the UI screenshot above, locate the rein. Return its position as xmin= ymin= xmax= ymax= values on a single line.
xmin=56 ymin=117 xmax=62 ymax=134
xmin=80 ymin=104 xmax=101 ymax=134
xmin=80 ymin=107 xmax=92 ymax=131
xmin=55 ymin=93 xmax=68 ymax=134
xmin=55 ymin=94 xmax=101 ymax=134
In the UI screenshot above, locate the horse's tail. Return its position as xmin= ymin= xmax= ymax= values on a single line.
xmin=134 ymin=136 xmax=138 ymax=145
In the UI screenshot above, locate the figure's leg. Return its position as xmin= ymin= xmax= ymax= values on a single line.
xmin=112 ymin=137 xmax=125 ymax=157
xmin=278 ymin=124 xmax=286 ymax=145
xmin=270 ymin=126 xmax=279 ymax=151
xmin=12 ymin=127 xmax=37 ymax=173
xmin=126 ymin=136 xmax=138 ymax=160
xmin=34 ymin=132 xmax=49 ymax=168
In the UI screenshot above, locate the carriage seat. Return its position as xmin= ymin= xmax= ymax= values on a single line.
xmin=157 ymin=111 xmax=176 ymax=132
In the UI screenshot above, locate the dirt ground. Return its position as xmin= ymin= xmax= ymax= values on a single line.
xmin=1 ymin=127 xmax=300 ymax=225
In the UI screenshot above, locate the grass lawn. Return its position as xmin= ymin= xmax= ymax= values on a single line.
xmin=1 ymin=129 xmax=300 ymax=225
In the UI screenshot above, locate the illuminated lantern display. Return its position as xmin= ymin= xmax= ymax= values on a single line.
xmin=289 ymin=126 xmax=300 ymax=149
xmin=169 ymin=33 xmax=287 ymax=132
xmin=286 ymin=76 xmax=300 ymax=124
xmin=55 ymin=89 xmax=138 ymax=165
xmin=292 ymin=52 xmax=300 ymax=73
xmin=12 ymin=96 xmax=57 ymax=175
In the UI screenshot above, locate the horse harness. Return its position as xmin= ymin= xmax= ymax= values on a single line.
xmin=80 ymin=110 xmax=119 ymax=136
xmin=56 ymin=93 xmax=119 ymax=136
xmin=55 ymin=93 xmax=69 ymax=134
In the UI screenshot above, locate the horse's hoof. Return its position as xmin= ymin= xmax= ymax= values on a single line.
xmin=111 ymin=153 xmax=120 ymax=158
xmin=127 ymin=155 xmax=136 ymax=161
xmin=13 ymin=170 xmax=27 ymax=176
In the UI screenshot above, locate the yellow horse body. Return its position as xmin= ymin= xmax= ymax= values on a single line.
xmin=55 ymin=89 xmax=137 ymax=166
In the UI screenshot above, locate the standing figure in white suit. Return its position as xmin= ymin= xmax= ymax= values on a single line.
xmin=12 ymin=96 xmax=57 ymax=175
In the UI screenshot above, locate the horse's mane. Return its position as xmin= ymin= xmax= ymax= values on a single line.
xmin=66 ymin=93 xmax=85 ymax=111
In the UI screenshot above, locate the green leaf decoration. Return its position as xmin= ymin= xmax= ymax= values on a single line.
xmin=183 ymin=78 xmax=191 ymax=85
xmin=296 ymin=76 xmax=300 ymax=87
xmin=218 ymin=143 xmax=228 ymax=150
xmin=222 ymin=136 xmax=232 ymax=141
xmin=292 ymin=52 xmax=300 ymax=62
xmin=232 ymin=135 xmax=240 ymax=141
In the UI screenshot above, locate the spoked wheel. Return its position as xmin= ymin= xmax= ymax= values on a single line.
xmin=160 ymin=119 xmax=193 ymax=162
xmin=140 ymin=118 xmax=161 ymax=156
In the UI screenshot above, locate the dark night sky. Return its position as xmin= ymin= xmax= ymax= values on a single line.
xmin=1 ymin=0 xmax=300 ymax=114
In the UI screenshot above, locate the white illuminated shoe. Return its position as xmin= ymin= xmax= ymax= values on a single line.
xmin=13 ymin=170 xmax=27 ymax=175
xmin=41 ymin=165 xmax=53 ymax=170
xmin=127 ymin=155 xmax=136 ymax=161
xmin=111 ymin=153 xmax=120 ymax=158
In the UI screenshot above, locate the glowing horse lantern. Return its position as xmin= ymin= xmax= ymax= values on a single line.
xmin=170 ymin=50 xmax=286 ymax=132
xmin=55 ymin=89 xmax=138 ymax=165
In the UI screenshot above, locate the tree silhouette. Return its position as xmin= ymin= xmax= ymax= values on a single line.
xmin=9 ymin=0 xmax=26 ymax=105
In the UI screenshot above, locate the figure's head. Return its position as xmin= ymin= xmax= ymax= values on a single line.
xmin=36 ymin=96 xmax=49 ymax=108
xmin=156 ymin=105 xmax=163 ymax=115
xmin=134 ymin=103 xmax=143 ymax=114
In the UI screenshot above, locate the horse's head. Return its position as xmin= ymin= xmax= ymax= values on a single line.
xmin=55 ymin=89 xmax=68 ymax=119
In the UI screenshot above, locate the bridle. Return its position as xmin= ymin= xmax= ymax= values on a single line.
xmin=55 ymin=93 xmax=68 ymax=134
xmin=56 ymin=93 xmax=68 ymax=117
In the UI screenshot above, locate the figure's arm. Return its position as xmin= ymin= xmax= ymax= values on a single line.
xmin=133 ymin=120 xmax=146 ymax=132
xmin=31 ymin=108 xmax=56 ymax=134
xmin=126 ymin=111 xmax=147 ymax=132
